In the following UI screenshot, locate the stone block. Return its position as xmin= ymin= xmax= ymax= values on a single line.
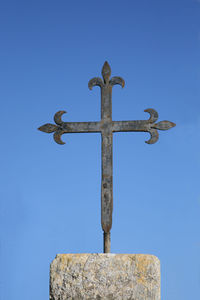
xmin=50 ymin=253 xmax=160 ymax=300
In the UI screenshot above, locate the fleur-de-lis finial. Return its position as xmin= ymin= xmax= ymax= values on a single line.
xmin=88 ymin=61 xmax=125 ymax=90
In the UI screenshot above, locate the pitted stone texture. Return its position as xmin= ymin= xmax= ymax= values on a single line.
xmin=50 ymin=253 xmax=160 ymax=300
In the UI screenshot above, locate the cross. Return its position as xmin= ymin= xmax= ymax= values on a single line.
xmin=38 ymin=61 xmax=175 ymax=253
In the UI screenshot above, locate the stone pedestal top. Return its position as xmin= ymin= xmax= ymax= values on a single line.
xmin=50 ymin=253 xmax=160 ymax=300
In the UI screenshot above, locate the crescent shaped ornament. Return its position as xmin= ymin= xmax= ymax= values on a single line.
xmin=53 ymin=131 xmax=65 ymax=145
xmin=88 ymin=77 xmax=104 ymax=90
xmin=145 ymin=128 xmax=159 ymax=144
xmin=54 ymin=110 xmax=67 ymax=125
xmin=144 ymin=108 xmax=158 ymax=124
xmin=109 ymin=76 xmax=125 ymax=88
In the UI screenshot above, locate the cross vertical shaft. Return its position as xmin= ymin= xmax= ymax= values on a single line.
xmin=101 ymin=73 xmax=113 ymax=252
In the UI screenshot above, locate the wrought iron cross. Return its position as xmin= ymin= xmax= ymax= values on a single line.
xmin=38 ymin=62 xmax=175 ymax=253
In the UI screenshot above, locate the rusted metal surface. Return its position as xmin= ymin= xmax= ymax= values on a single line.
xmin=38 ymin=62 xmax=176 ymax=253
xmin=104 ymin=232 xmax=111 ymax=254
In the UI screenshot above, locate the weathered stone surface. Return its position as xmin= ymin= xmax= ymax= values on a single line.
xmin=50 ymin=253 xmax=160 ymax=300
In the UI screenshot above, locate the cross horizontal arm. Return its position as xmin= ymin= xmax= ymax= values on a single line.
xmin=38 ymin=111 xmax=102 ymax=144
xmin=39 ymin=121 xmax=101 ymax=145
xmin=112 ymin=120 xmax=150 ymax=132
xmin=112 ymin=120 xmax=159 ymax=144
xmin=60 ymin=122 xmax=101 ymax=133
xmin=112 ymin=109 xmax=176 ymax=144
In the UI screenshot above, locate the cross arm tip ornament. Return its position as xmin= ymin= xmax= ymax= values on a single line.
xmin=144 ymin=109 xmax=176 ymax=144
xmin=38 ymin=110 xmax=67 ymax=145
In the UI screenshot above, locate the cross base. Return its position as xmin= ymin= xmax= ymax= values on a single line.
xmin=50 ymin=253 xmax=160 ymax=300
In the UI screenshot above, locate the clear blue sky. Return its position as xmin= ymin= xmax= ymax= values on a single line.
xmin=0 ymin=0 xmax=199 ymax=299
